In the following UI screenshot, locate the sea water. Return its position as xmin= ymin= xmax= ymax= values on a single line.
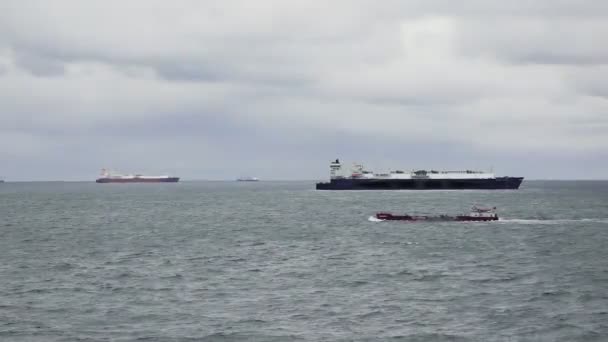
xmin=1 ymin=181 xmax=607 ymax=341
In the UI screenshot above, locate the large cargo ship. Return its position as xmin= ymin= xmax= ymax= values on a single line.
xmin=316 ymin=159 xmax=523 ymax=190
xmin=96 ymin=169 xmax=179 ymax=183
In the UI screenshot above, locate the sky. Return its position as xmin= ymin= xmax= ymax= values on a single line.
xmin=0 ymin=0 xmax=607 ymax=181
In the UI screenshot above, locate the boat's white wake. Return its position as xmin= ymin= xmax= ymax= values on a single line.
xmin=498 ymin=218 xmax=608 ymax=225
xmin=368 ymin=216 xmax=385 ymax=222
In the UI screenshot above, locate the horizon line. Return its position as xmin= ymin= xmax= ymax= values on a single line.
xmin=2 ymin=179 xmax=608 ymax=183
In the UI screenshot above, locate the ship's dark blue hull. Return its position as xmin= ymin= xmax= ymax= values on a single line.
xmin=316 ymin=177 xmax=524 ymax=190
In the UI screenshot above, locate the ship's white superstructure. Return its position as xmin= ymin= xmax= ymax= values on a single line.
xmin=467 ymin=206 xmax=498 ymax=218
xmin=328 ymin=159 xmax=496 ymax=180
xmin=99 ymin=169 xmax=173 ymax=180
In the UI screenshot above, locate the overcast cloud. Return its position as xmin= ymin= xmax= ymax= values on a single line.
xmin=1 ymin=0 xmax=607 ymax=180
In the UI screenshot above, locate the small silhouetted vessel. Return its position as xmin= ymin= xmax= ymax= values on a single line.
xmin=96 ymin=169 xmax=179 ymax=183
xmin=237 ymin=177 xmax=259 ymax=182
xmin=316 ymin=159 xmax=523 ymax=190
xmin=375 ymin=206 xmax=499 ymax=222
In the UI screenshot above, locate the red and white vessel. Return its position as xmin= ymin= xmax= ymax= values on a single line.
xmin=375 ymin=206 xmax=499 ymax=222
xmin=95 ymin=169 xmax=179 ymax=183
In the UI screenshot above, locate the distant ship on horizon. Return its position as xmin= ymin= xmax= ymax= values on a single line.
xmin=96 ymin=169 xmax=179 ymax=183
xmin=316 ymin=159 xmax=523 ymax=190
xmin=236 ymin=176 xmax=259 ymax=182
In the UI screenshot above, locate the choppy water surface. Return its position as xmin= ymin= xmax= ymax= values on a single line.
xmin=1 ymin=181 xmax=607 ymax=341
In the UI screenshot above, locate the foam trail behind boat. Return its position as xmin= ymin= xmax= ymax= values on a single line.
xmin=368 ymin=216 xmax=385 ymax=222
xmin=498 ymin=218 xmax=608 ymax=224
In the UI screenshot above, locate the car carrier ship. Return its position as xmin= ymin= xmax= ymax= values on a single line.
xmin=96 ymin=169 xmax=179 ymax=183
xmin=316 ymin=159 xmax=523 ymax=190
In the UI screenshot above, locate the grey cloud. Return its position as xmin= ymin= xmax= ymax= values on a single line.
xmin=14 ymin=50 xmax=65 ymax=76
xmin=580 ymin=86 xmax=608 ymax=99
xmin=509 ymin=52 xmax=608 ymax=67
xmin=403 ymin=0 xmax=608 ymax=17
xmin=573 ymin=77 xmax=608 ymax=99
xmin=457 ymin=17 xmax=608 ymax=66
xmin=8 ymin=38 xmax=317 ymax=87
xmin=154 ymin=62 xmax=232 ymax=82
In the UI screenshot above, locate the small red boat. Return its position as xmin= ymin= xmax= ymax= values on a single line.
xmin=375 ymin=206 xmax=498 ymax=222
